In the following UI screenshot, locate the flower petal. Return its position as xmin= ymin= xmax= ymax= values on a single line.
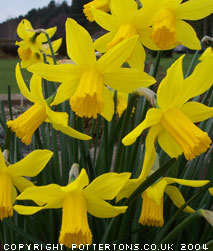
xmin=139 ymin=27 xmax=161 ymax=50
xmin=13 ymin=177 xmax=34 ymax=193
xmin=29 ymin=74 xmax=44 ymax=103
xmin=158 ymin=129 xmax=183 ymax=158
xmin=91 ymin=7 xmax=117 ymax=31
xmin=86 ymin=197 xmax=127 ymax=218
xmin=7 ymin=150 xmax=53 ymax=178
xmin=45 ymin=106 xmax=68 ymax=128
xmin=157 ymin=55 xmax=185 ymax=109
xmin=164 ymin=177 xmax=210 ymax=187
xmin=104 ymin=67 xmax=155 ymax=93
xmin=16 ymin=184 xmax=65 ymax=203
xmin=176 ymin=0 xmax=213 ymax=21
xmin=100 ymin=87 xmax=114 ymax=122
xmin=116 ymin=179 xmax=141 ymax=202
xmin=83 ymin=172 xmax=130 ymax=200
xmin=17 ymin=19 xmax=33 ymax=40
xmin=94 ymin=31 xmax=116 ymax=53
xmin=165 ymin=185 xmax=195 ymax=213
xmin=15 ymin=63 xmax=34 ymax=102
xmin=176 ymin=20 xmax=201 ymax=50
xmin=180 ymin=102 xmax=213 ymax=123
xmin=128 ymin=41 xmax=146 ymax=70
xmin=52 ymin=123 xmax=92 ymax=141
xmin=122 ymin=108 xmax=162 ymax=146
xmin=28 ymin=63 xmax=81 ymax=83
xmin=65 ymin=18 xmax=96 ymax=67
xmin=98 ymin=35 xmax=138 ymax=73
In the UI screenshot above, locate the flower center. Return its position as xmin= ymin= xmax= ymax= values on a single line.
xmin=83 ymin=0 xmax=110 ymax=22
xmin=59 ymin=193 xmax=92 ymax=248
xmin=151 ymin=8 xmax=176 ymax=49
xmin=7 ymin=103 xmax=47 ymax=145
xmin=160 ymin=108 xmax=212 ymax=160
xmin=18 ymin=47 xmax=32 ymax=61
xmin=70 ymin=68 xmax=104 ymax=119
xmin=139 ymin=192 xmax=164 ymax=227
xmin=0 ymin=172 xmax=13 ymax=220
xmin=107 ymin=24 xmax=138 ymax=51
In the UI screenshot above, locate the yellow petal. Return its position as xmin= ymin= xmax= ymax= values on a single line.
xmin=17 ymin=19 xmax=34 ymax=40
xmin=116 ymin=179 xmax=140 ymax=202
xmin=180 ymin=102 xmax=213 ymax=123
xmin=209 ymin=188 xmax=213 ymax=196
xmin=46 ymin=106 xmax=68 ymax=128
xmin=176 ymin=0 xmax=213 ymax=21
xmin=52 ymin=123 xmax=92 ymax=141
xmin=179 ymin=57 xmax=213 ymax=104
xmin=38 ymin=27 xmax=57 ymax=43
xmin=199 ymin=47 xmax=213 ymax=61
xmin=128 ymin=41 xmax=145 ymax=70
xmin=29 ymin=74 xmax=44 ymax=103
xmin=28 ymin=63 xmax=81 ymax=83
xmin=122 ymin=108 xmax=162 ymax=146
xmin=139 ymin=27 xmax=161 ymax=51
xmin=16 ymin=184 xmax=64 ymax=203
xmin=94 ymin=31 xmax=116 ymax=53
xmin=164 ymin=177 xmax=210 ymax=187
xmin=13 ymin=177 xmax=34 ymax=193
xmin=65 ymin=18 xmax=96 ymax=67
xmin=86 ymin=197 xmax=127 ymax=218
xmin=157 ymin=55 xmax=184 ymax=109
xmin=110 ymin=0 xmax=138 ymax=22
xmin=104 ymin=67 xmax=155 ymax=93
xmin=7 ymin=150 xmax=53 ymax=178
xmin=100 ymin=87 xmax=114 ymax=121
xmin=176 ymin=20 xmax=201 ymax=50
xmin=83 ymin=172 xmax=131 ymax=200
xmin=15 ymin=63 xmax=34 ymax=102
xmin=62 ymin=168 xmax=89 ymax=192
xmin=158 ymin=129 xmax=182 ymax=158
xmin=98 ymin=36 xmax=138 ymax=73
xmin=91 ymin=7 xmax=117 ymax=31
xmin=165 ymin=185 xmax=195 ymax=214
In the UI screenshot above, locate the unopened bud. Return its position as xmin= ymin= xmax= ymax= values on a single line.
xmin=68 ymin=163 xmax=80 ymax=183
xmin=135 ymin=87 xmax=156 ymax=107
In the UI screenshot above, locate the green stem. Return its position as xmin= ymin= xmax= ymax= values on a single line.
xmin=103 ymin=119 xmax=109 ymax=171
xmin=152 ymin=51 xmax=162 ymax=78
xmin=44 ymin=32 xmax=57 ymax=65
xmin=185 ymin=50 xmax=200 ymax=78
xmin=4 ymin=127 xmax=12 ymax=151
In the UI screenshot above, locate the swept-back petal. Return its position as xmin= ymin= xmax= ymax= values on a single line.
xmin=28 ymin=63 xmax=81 ymax=83
xmin=104 ymin=67 xmax=155 ymax=93
xmin=111 ymin=0 xmax=138 ymax=22
xmin=100 ymin=87 xmax=114 ymax=122
xmin=98 ymin=36 xmax=138 ymax=73
xmin=176 ymin=0 xmax=213 ymax=21
xmin=38 ymin=27 xmax=57 ymax=43
xmin=128 ymin=41 xmax=145 ymax=70
xmin=0 ymin=148 xmax=7 ymax=171
xmin=158 ymin=129 xmax=183 ymax=158
xmin=86 ymin=197 xmax=127 ymax=218
xmin=29 ymin=74 xmax=44 ymax=103
xmin=83 ymin=172 xmax=130 ymax=200
xmin=157 ymin=55 xmax=184 ymax=109
xmin=52 ymin=123 xmax=92 ymax=141
xmin=122 ymin=108 xmax=162 ymax=145
xmin=139 ymin=27 xmax=161 ymax=51
xmin=13 ymin=177 xmax=34 ymax=193
xmin=62 ymin=168 xmax=89 ymax=192
xmin=45 ymin=106 xmax=68 ymax=128
xmin=116 ymin=179 xmax=140 ymax=202
xmin=7 ymin=150 xmax=53 ymax=178
xmin=180 ymin=102 xmax=213 ymax=123
xmin=164 ymin=177 xmax=210 ymax=187
xmin=176 ymin=20 xmax=201 ymax=50
xmin=91 ymin=7 xmax=117 ymax=31
xmin=178 ymin=57 xmax=213 ymax=104
xmin=65 ymin=18 xmax=96 ymax=67
xmin=16 ymin=184 xmax=65 ymax=203
xmin=15 ymin=63 xmax=34 ymax=102
xmin=17 ymin=19 xmax=33 ymax=40
xmin=94 ymin=31 xmax=116 ymax=53
xmin=165 ymin=185 xmax=195 ymax=213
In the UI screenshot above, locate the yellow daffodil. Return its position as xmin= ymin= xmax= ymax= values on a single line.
xmin=0 ymin=148 xmax=52 ymax=220
xmin=28 ymin=18 xmax=155 ymax=120
xmin=14 ymin=168 xmax=130 ymax=247
xmin=83 ymin=0 xmax=111 ymax=22
xmin=16 ymin=19 xmax=62 ymax=68
xmin=122 ymin=55 xmax=213 ymax=160
xmin=199 ymin=47 xmax=213 ymax=61
xmin=7 ymin=64 xmax=91 ymax=145
xmin=139 ymin=0 xmax=213 ymax=50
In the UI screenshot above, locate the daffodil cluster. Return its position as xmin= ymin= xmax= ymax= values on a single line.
xmin=1 ymin=0 xmax=212 ymax=248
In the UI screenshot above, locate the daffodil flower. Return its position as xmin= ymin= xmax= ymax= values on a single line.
xmin=122 ymin=55 xmax=213 ymax=160
xmin=140 ymin=0 xmax=213 ymax=50
xmin=0 ymin=148 xmax=52 ymax=220
xmin=7 ymin=64 xmax=91 ymax=145
xmin=83 ymin=0 xmax=111 ymax=22
xmin=16 ymin=19 xmax=62 ymax=68
xmin=28 ymin=18 xmax=155 ymax=120
xmin=14 ymin=168 xmax=130 ymax=247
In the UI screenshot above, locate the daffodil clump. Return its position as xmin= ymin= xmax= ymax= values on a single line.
xmin=0 ymin=0 xmax=212 ymax=248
